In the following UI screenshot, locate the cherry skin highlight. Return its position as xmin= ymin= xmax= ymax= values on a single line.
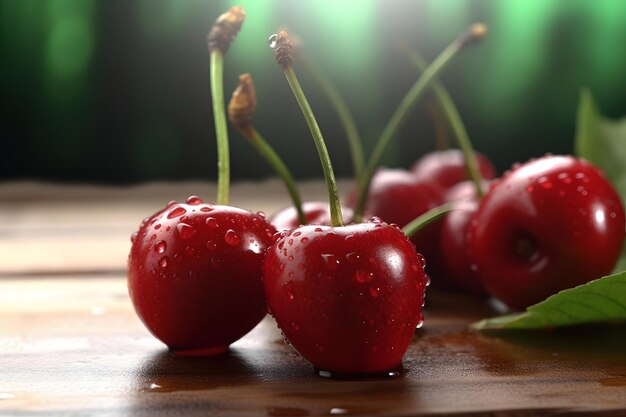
xmin=412 ymin=149 xmax=496 ymax=190
xmin=270 ymin=201 xmax=354 ymax=231
xmin=128 ymin=196 xmax=276 ymax=355
xmin=467 ymin=155 xmax=626 ymax=310
xmin=263 ymin=218 xmax=428 ymax=375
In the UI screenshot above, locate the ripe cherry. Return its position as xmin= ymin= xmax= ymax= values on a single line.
xmin=428 ymin=181 xmax=489 ymax=295
xmin=467 ymin=155 xmax=626 ymax=310
xmin=267 ymin=31 xmax=427 ymax=375
xmin=412 ymin=149 xmax=496 ymax=190
xmin=263 ymin=219 xmax=428 ymax=374
xmin=128 ymin=197 xmax=276 ymax=355
xmin=354 ymin=168 xmax=446 ymax=227
xmin=348 ymin=168 xmax=445 ymax=264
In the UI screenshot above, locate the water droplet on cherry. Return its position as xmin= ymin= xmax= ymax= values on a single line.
xmin=268 ymin=33 xmax=279 ymax=48
xmin=321 ymin=253 xmax=340 ymax=270
xmin=355 ymin=270 xmax=374 ymax=283
xmin=177 ymin=223 xmax=195 ymax=239
xmin=206 ymin=217 xmax=218 ymax=229
xmin=186 ymin=196 xmax=203 ymax=205
xmin=346 ymin=251 xmax=361 ymax=263
xmin=369 ymin=287 xmax=380 ymax=297
xmin=158 ymin=256 xmax=168 ymax=268
xmin=224 ymin=229 xmax=240 ymax=246
xmin=130 ymin=232 xmax=138 ymax=243
xmin=207 ymin=241 xmax=217 ymax=251
xmin=416 ymin=253 xmax=426 ymax=267
xmin=167 ymin=206 xmax=186 ymax=219
xmin=155 ymin=240 xmax=167 ymax=253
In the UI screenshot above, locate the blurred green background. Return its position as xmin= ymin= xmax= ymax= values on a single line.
xmin=2 ymin=0 xmax=626 ymax=184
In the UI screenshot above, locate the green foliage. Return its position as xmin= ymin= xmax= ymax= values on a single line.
xmin=472 ymin=271 xmax=626 ymax=330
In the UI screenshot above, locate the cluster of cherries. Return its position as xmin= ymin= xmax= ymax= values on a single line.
xmin=354 ymin=151 xmax=625 ymax=311
xmin=128 ymin=7 xmax=625 ymax=377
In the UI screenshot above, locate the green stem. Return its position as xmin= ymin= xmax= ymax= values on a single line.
xmin=401 ymin=202 xmax=457 ymax=238
xmin=406 ymin=49 xmax=484 ymax=198
xmin=301 ymin=54 xmax=365 ymax=181
xmin=245 ymin=128 xmax=306 ymax=225
xmin=353 ymin=35 xmax=470 ymax=222
xmin=210 ymin=51 xmax=230 ymax=205
xmin=283 ymin=66 xmax=343 ymax=227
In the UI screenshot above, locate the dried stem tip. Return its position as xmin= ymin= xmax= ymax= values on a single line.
xmin=269 ymin=31 xmax=293 ymax=68
xmin=207 ymin=6 xmax=246 ymax=54
xmin=228 ymin=73 xmax=257 ymax=133
xmin=457 ymin=23 xmax=488 ymax=48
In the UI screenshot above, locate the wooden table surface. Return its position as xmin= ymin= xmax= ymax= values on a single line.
xmin=2 ymin=181 xmax=626 ymax=417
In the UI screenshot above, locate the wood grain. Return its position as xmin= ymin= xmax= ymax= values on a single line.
xmin=1 ymin=277 xmax=626 ymax=417
xmin=1 ymin=182 xmax=626 ymax=416
xmin=0 ymin=180 xmax=351 ymax=275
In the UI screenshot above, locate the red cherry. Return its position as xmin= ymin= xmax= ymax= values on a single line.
xmin=270 ymin=201 xmax=355 ymax=231
xmin=436 ymin=197 xmax=487 ymax=296
xmin=359 ymin=169 xmax=445 ymax=226
xmin=412 ymin=149 xmax=497 ymax=190
xmin=428 ymin=181 xmax=491 ymax=295
xmin=262 ymin=218 xmax=428 ymax=375
xmin=128 ymin=197 xmax=277 ymax=355
xmin=467 ymin=155 xmax=626 ymax=310
xmin=348 ymin=168 xmax=445 ymax=263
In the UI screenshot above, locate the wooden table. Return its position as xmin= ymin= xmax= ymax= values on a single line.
xmin=2 ymin=181 xmax=626 ymax=417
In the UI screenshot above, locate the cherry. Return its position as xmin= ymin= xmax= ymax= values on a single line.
xmin=348 ymin=168 xmax=445 ymax=264
xmin=128 ymin=198 xmax=276 ymax=354
xmin=467 ymin=155 xmax=626 ymax=310
xmin=266 ymin=32 xmax=427 ymax=375
xmin=354 ymin=168 xmax=445 ymax=227
xmin=128 ymin=8 xmax=277 ymax=354
xmin=270 ymin=201 xmax=354 ymax=232
xmin=412 ymin=149 xmax=496 ymax=190
xmin=263 ymin=219 xmax=428 ymax=374
xmin=429 ymin=181 xmax=491 ymax=296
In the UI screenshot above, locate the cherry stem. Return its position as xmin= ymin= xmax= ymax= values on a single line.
xmin=426 ymin=101 xmax=451 ymax=151
xmin=228 ymin=73 xmax=306 ymax=225
xmin=270 ymin=32 xmax=343 ymax=227
xmin=401 ymin=202 xmax=457 ymax=238
xmin=405 ymin=48 xmax=484 ymax=198
xmin=210 ymin=51 xmax=230 ymax=205
xmin=352 ymin=23 xmax=487 ymax=222
xmin=245 ymin=128 xmax=307 ymax=225
xmin=207 ymin=6 xmax=245 ymax=205
xmin=284 ymin=66 xmax=344 ymax=227
xmin=299 ymin=52 xmax=365 ymax=181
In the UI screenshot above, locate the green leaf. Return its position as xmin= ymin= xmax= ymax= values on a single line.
xmin=472 ymin=271 xmax=626 ymax=330
xmin=574 ymin=88 xmax=626 ymax=273
xmin=575 ymin=88 xmax=626 ymax=190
